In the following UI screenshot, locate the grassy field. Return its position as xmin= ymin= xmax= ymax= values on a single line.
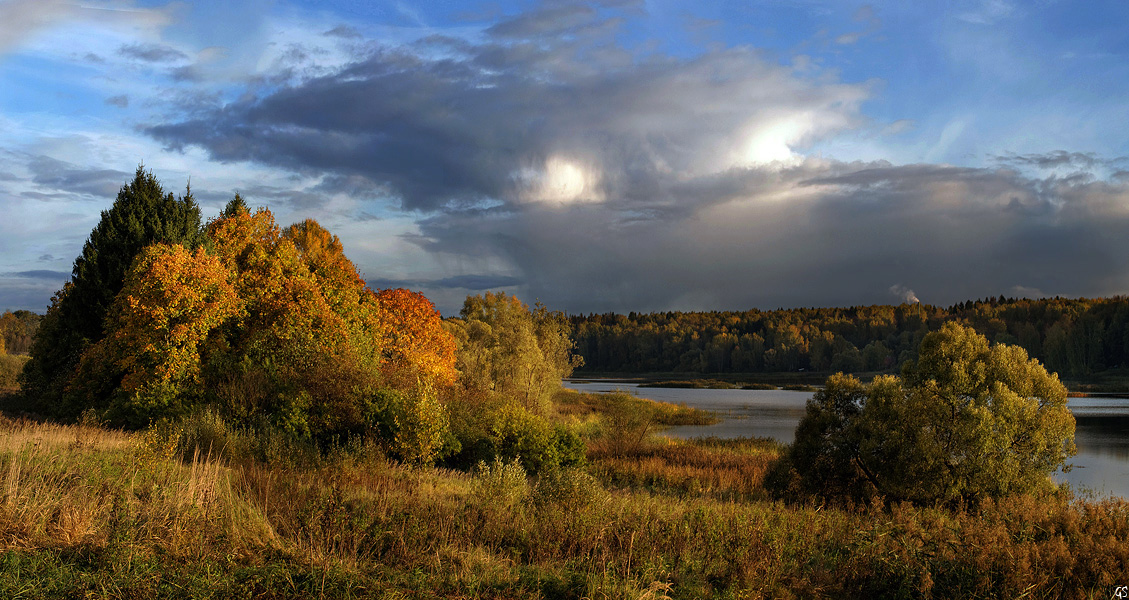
xmin=0 ymin=390 xmax=1127 ymax=599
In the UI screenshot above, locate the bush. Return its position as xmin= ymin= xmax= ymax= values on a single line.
xmin=777 ymin=323 xmax=1076 ymax=506
xmin=532 ymin=466 xmax=607 ymax=511
xmin=488 ymin=401 xmax=567 ymax=474
xmin=176 ymin=408 xmax=251 ymax=463
xmin=471 ymin=456 xmax=529 ymax=511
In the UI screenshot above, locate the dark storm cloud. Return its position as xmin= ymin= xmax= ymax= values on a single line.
xmin=414 ymin=159 xmax=1129 ymax=313
xmin=139 ymin=1 xmax=1129 ymax=313
xmin=368 ymin=274 xmax=522 ymax=291
xmin=147 ymin=1 xmax=868 ymax=213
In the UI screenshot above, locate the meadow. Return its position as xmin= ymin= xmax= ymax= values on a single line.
xmin=1 ymin=389 xmax=1126 ymax=599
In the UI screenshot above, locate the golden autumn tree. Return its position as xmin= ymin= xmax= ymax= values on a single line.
xmin=67 ymin=244 xmax=239 ymax=426
xmin=204 ymin=205 xmax=383 ymax=437
xmin=32 ymin=176 xmax=462 ymax=461
xmin=375 ymin=288 xmax=457 ymax=389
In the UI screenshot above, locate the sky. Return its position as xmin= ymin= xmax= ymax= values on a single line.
xmin=2 ymin=0 xmax=1129 ymax=316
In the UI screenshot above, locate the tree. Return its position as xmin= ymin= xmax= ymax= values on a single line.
xmin=203 ymin=206 xmax=381 ymax=437
xmin=21 ymin=167 xmax=206 ymax=414
xmin=67 ymin=244 xmax=239 ymax=426
xmin=777 ymin=322 xmax=1076 ymax=505
xmin=0 ymin=310 xmax=41 ymax=355
xmin=446 ymin=292 xmax=581 ymax=415
xmin=374 ymin=288 xmax=457 ymax=389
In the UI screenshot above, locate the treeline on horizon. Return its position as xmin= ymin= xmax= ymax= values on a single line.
xmin=569 ymin=295 xmax=1129 ymax=378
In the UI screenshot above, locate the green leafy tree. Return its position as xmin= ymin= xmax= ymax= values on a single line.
xmin=446 ymin=292 xmax=582 ymax=416
xmin=777 ymin=322 xmax=1076 ymax=505
xmin=21 ymin=167 xmax=206 ymax=415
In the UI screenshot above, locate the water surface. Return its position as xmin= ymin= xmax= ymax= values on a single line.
xmin=565 ymin=380 xmax=1129 ymax=499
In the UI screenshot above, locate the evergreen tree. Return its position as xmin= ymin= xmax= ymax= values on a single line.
xmin=21 ymin=166 xmax=206 ymax=417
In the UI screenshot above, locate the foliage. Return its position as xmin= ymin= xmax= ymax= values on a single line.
xmin=446 ymin=292 xmax=582 ymax=416
xmin=203 ymin=206 xmax=383 ymax=437
xmin=392 ymin=383 xmax=450 ymax=467
xmin=571 ymin=295 xmax=1129 ymax=379
xmin=0 ymin=310 xmax=40 ymax=355
xmin=0 ymin=354 xmax=30 ymax=389
xmin=2 ymin=416 xmax=1126 ymax=600
xmin=375 ymin=287 xmax=457 ymax=389
xmin=531 ymin=466 xmax=607 ymax=511
xmin=471 ymin=456 xmax=530 ymax=511
xmin=21 ymin=167 xmax=207 ymax=411
xmin=778 ymin=323 xmax=1077 ymax=505
xmin=67 ymin=244 xmax=240 ymax=426
xmin=19 ymin=169 xmax=461 ymax=458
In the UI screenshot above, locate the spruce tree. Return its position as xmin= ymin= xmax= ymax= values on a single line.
xmin=21 ymin=166 xmax=207 ymax=418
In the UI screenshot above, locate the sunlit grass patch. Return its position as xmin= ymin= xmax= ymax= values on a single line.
xmin=590 ymin=436 xmax=782 ymax=501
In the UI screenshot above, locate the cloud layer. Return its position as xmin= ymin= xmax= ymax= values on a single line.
xmin=5 ymin=1 xmax=1129 ymax=315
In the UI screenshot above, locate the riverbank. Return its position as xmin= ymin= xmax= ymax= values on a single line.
xmin=574 ymin=369 xmax=1129 ymax=394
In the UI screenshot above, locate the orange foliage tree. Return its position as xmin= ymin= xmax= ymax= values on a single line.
xmin=204 ymin=205 xmax=387 ymax=437
xmin=41 ymin=188 xmax=460 ymax=461
xmin=375 ymin=288 xmax=457 ymax=389
xmin=68 ymin=244 xmax=239 ymax=426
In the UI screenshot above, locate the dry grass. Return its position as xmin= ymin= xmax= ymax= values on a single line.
xmin=590 ymin=436 xmax=781 ymax=501
xmin=0 ymin=412 xmax=1127 ymax=599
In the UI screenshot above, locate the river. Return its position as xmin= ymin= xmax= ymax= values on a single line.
xmin=565 ymin=380 xmax=1129 ymax=499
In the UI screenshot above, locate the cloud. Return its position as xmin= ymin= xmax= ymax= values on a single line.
xmin=411 ymin=157 xmax=1129 ymax=313
xmin=26 ymin=156 xmax=131 ymax=200
xmin=368 ymin=274 xmax=522 ymax=291
xmin=835 ymin=4 xmax=881 ymax=45
xmin=148 ymin=4 xmax=870 ymax=213
xmin=324 ymin=25 xmax=363 ymax=39
xmin=12 ymin=270 xmax=70 ymax=280
xmin=957 ymin=0 xmax=1017 ymax=25
xmin=132 ymin=2 xmax=1129 ymax=315
xmin=118 ymin=42 xmax=188 ymax=63
xmin=993 ymin=151 xmax=1128 ymax=172
xmin=105 ymin=94 xmax=129 ymax=108
xmin=0 ymin=0 xmax=171 ymax=56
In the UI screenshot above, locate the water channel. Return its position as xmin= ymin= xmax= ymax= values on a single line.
xmin=565 ymin=380 xmax=1129 ymax=499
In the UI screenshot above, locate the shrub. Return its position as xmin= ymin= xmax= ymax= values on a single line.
xmin=471 ymin=456 xmax=529 ymax=511
xmin=532 ymin=466 xmax=607 ymax=511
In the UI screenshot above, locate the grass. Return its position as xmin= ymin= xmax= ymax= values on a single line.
xmin=0 ymin=396 xmax=1127 ymax=598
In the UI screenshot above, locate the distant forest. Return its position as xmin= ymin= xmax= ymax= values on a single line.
xmin=570 ymin=296 xmax=1129 ymax=378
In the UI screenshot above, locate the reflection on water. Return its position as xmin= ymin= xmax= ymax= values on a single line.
xmin=565 ymin=380 xmax=1129 ymax=499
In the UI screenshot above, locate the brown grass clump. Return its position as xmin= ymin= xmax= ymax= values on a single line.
xmin=590 ymin=436 xmax=781 ymax=501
